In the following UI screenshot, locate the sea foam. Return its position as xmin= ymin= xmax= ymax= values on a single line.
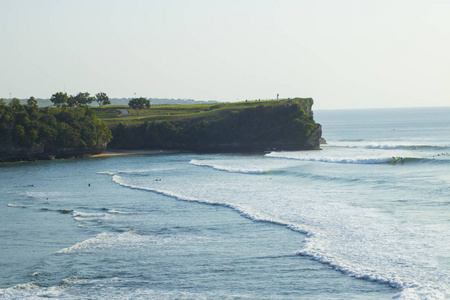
xmin=7 ymin=203 xmax=29 ymax=208
xmin=108 ymin=167 xmax=450 ymax=299
xmin=55 ymin=231 xmax=145 ymax=254
xmin=112 ymin=174 xmax=315 ymax=235
xmin=189 ymin=159 xmax=267 ymax=174
xmin=0 ymin=278 xmax=249 ymax=300
xmin=265 ymin=152 xmax=394 ymax=164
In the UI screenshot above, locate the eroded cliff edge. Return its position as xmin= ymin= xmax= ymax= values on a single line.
xmin=108 ymin=98 xmax=322 ymax=152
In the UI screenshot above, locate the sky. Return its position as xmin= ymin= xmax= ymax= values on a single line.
xmin=1 ymin=0 xmax=449 ymax=110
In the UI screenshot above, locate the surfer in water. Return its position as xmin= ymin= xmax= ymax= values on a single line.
xmin=392 ymin=157 xmax=404 ymax=164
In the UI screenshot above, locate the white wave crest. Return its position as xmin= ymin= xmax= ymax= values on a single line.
xmin=1 ymin=278 xmax=254 ymax=300
xmin=97 ymin=171 xmax=116 ymax=176
xmin=72 ymin=210 xmax=105 ymax=217
xmin=55 ymin=228 xmax=207 ymax=256
xmin=0 ymin=282 xmax=41 ymax=299
xmin=98 ymin=168 xmax=177 ymax=177
xmin=7 ymin=203 xmax=29 ymax=208
xmin=111 ymin=173 xmax=449 ymax=299
xmin=0 ymin=282 xmax=71 ymax=299
xmin=55 ymin=231 xmax=143 ymax=254
xmin=329 ymin=142 xmax=438 ymax=150
xmin=108 ymin=209 xmax=130 ymax=214
xmin=112 ymin=174 xmax=315 ymax=234
xmin=71 ymin=210 xmax=108 ymax=223
xmin=72 ymin=211 xmax=105 ymax=217
xmin=265 ymin=152 xmax=393 ymax=164
xmin=56 ymin=232 xmax=112 ymax=254
xmin=189 ymin=159 xmax=266 ymax=174
xmin=333 ymin=141 xmax=450 ymax=151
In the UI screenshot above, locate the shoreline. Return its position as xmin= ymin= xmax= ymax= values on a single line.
xmin=92 ymin=145 xmax=324 ymax=159
xmin=91 ymin=149 xmax=184 ymax=158
xmin=0 ymin=147 xmax=319 ymax=163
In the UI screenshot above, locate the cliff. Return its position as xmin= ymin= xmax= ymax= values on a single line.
xmin=108 ymin=98 xmax=322 ymax=152
xmin=1 ymin=98 xmax=322 ymax=162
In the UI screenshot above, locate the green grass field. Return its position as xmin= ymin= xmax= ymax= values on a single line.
xmin=94 ymin=98 xmax=313 ymax=127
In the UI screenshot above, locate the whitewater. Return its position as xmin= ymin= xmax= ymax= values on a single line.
xmin=0 ymin=107 xmax=449 ymax=299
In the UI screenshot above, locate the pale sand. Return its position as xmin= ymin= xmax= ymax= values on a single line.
xmin=91 ymin=149 xmax=184 ymax=158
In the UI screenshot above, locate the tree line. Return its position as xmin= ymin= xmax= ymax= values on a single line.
xmin=0 ymin=93 xmax=153 ymax=111
xmin=0 ymin=99 xmax=112 ymax=161
xmin=50 ymin=91 xmax=111 ymax=107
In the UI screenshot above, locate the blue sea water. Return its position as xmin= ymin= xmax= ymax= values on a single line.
xmin=0 ymin=107 xmax=449 ymax=299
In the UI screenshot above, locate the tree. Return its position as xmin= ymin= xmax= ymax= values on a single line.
xmin=128 ymin=97 xmax=150 ymax=115
xmin=27 ymin=96 xmax=38 ymax=107
xmin=67 ymin=95 xmax=77 ymax=108
xmin=50 ymin=92 xmax=68 ymax=107
xmin=95 ymin=92 xmax=110 ymax=107
xmin=74 ymin=92 xmax=95 ymax=106
xmin=9 ymin=98 xmax=21 ymax=109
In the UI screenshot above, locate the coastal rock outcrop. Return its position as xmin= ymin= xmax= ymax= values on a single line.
xmin=109 ymin=98 xmax=322 ymax=152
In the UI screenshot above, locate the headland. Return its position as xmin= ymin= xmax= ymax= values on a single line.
xmin=0 ymin=98 xmax=322 ymax=162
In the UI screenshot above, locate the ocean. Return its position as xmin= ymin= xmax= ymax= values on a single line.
xmin=0 ymin=107 xmax=449 ymax=299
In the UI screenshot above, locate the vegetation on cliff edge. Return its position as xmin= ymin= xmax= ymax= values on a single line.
xmin=0 ymin=97 xmax=320 ymax=160
xmin=0 ymin=100 xmax=112 ymax=161
xmin=106 ymin=98 xmax=319 ymax=151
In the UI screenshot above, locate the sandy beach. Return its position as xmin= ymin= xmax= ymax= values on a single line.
xmin=91 ymin=149 xmax=184 ymax=158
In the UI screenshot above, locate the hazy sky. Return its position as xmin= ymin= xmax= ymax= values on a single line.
xmin=1 ymin=0 xmax=449 ymax=109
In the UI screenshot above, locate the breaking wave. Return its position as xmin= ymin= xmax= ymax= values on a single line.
xmin=189 ymin=159 xmax=268 ymax=174
xmin=265 ymin=152 xmax=447 ymax=165
xmin=331 ymin=142 xmax=449 ymax=151
xmin=55 ymin=231 xmax=142 ymax=254
xmin=109 ymin=173 xmax=449 ymax=299
xmin=111 ymin=175 xmax=312 ymax=233
xmin=7 ymin=203 xmax=29 ymax=208
xmin=265 ymin=153 xmax=396 ymax=164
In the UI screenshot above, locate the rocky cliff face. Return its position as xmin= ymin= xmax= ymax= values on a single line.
xmin=180 ymin=124 xmax=322 ymax=153
xmin=306 ymin=124 xmax=322 ymax=149
xmin=109 ymin=99 xmax=323 ymax=153
xmin=186 ymin=100 xmax=322 ymax=152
